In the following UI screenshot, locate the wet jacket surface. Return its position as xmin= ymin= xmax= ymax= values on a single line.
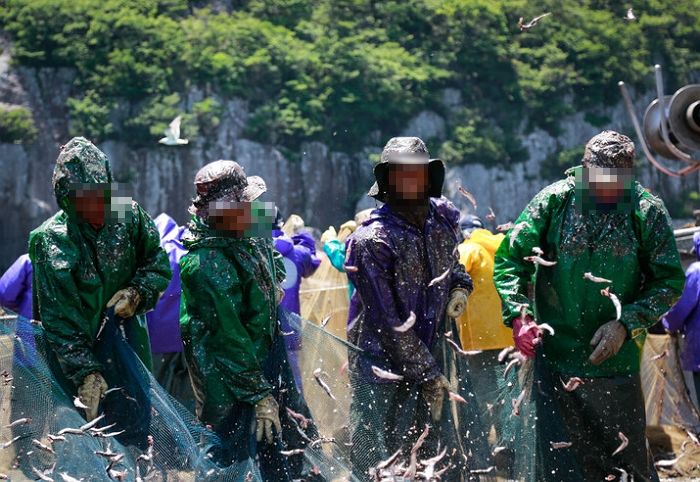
xmin=28 ymin=137 xmax=171 ymax=386
xmin=0 ymin=254 xmax=33 ymax=319
xmin=346 ymin=197 xmax=472 ymax=383
xmin=179 ymin=217 xmax=285 ymax=426
xmin=494 ymin=166 xmax=684 ymax=377
xmin=457 ymin=229 xmax=513 ymax=351
xmin=663 ymin=232 xmax=700 ymax=371
xmin=272 ymin=229 xmax=320 ymax=314
xmin=147 ymin=213 xmax=187 ymax=354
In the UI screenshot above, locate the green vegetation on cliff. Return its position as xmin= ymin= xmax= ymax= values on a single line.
xmin=1 ymin=0 xmax=698 ymax=164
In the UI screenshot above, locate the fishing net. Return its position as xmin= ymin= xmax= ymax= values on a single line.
xmin=299 ymin=252 xmax=351 ymax=341
xmin=298 ymin=310 xmax=495 ymax=482
xmin=496 ymin=347 xmax=669 ymax=482
xmin=641 ymin=333 xmax=700 ymax=478
xmin=641 ymin=333 xmax=700 ymax=431
xmin=0 ymin=307 xmax=360 ymax=482
xmin=0 ymin=291 xmax=496 ymax=482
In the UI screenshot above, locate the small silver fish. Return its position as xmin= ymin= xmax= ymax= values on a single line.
xmin=583 ymin=272 xmax=612 ymax=284
xmin=523 ymin=255 xmax=557 ymax=267
xmin=393 ymin=311 xmax=416 ymax=332
xmin=428 ymin=267 xmax=451 ymax=287
xmin=550 ymin=441 xmax=572 ymax=449
xmin=371 ymin=366 xmax=404 ymax=381
xmin=612 ymin=431 xmax=629 ymax=456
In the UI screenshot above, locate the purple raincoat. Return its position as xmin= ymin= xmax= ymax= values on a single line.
xmin=147 ymin=213 xmax=187 ymax=354
xmin=663 ymin=231 xmax=700 ymax=371
xmin=0 ymin=254 xmax=33 ymax=319
xmin=272 ymin=230 xmax=321 ymax=315
xmin=345 ymin=197 xmax=473 ymax=383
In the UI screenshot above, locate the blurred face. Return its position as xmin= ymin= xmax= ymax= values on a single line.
xmin=70 ymin=187 xmax=107 ymax=228
xmin=387 ymin=164 xmax=429 ymax=201
xmin=209 ymin=201 xmax=252 ymax=235
xmin=584 ymin=166 xmax=633 ymax=205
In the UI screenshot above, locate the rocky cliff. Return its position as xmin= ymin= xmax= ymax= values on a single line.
xmin=1 ymin=57 xmax=698 ymax=271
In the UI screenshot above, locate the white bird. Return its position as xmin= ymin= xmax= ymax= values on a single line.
xmin=624 ymin=8 xmax=636 ymax=21
xmin=158 ymin=116 xmax=189 ymax=146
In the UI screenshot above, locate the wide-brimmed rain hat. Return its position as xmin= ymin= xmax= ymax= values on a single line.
xmin=368 ymin=136 xmax=445 ymax=202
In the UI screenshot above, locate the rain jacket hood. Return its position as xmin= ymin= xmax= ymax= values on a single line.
xmin=52 ymin=137 xmax=113 ymax=215
xmin=494 ymin=166 xmax=684 ymax=377
xmin=179 ymin=216 xmax=285 ymax=426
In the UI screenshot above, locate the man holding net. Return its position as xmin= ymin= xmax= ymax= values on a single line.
xmin=345 ymin=137 xmax=490 ymax=480
xmin=494 ymin=130 xmax=685 ymax=481
xmin=179 ymin=160 xmax=307 ymax=478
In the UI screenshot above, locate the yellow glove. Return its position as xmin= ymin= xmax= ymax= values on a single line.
xmin=254 ymin=395 xmax=282 ymax=444
xmin=106 ymin=287 xmax=141 ymax=318
xmin=321 ymin=226 xmax=338 ymax=245
xmin=78 ymin=372 xmax=108 ymax=421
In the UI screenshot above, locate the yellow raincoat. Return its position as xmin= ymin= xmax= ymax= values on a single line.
xmin=457 ymin=229 xmax=513 ymax=350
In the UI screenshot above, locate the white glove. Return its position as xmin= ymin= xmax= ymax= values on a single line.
xmin=446 ymin=289 xmax=469 ymax=318
xmin=254 ymin=395 xmax=282 ymax=444
xmin=106 ymin=287 xmax=141 ymax=318
xmin=78 ymin=372 xmax=108 ymax=421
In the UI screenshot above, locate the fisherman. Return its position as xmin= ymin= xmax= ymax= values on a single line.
xmin=28 ymin=137 xmax=172 ymax=422
xmin=179 ymin=160 xmax=305 ymax=479
xmin=494 ymin=130 xmax=684 ymax=481
xmin=345 ymin=137 xmax=487 ymax=480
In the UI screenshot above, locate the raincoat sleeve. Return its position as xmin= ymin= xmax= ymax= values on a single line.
xmin=181 ymin=253 xmax=272 ymax=404
xmin=323 ymin=239 xmax=347 ymax=272
xmin=29 ymin=233 xmax=102 ymax=386
xmin=347 ymin=236 xmax=441 ymax=382
xmin=0 ymin=255 xmax=31 ymax=313
xmin=622 ymin=197 xmax=685 ymax=335
xmin=494 ymin=184 xmax=564 ymax=326
xmin=128 ymin=203 xmax=172 ymax=313
xmin=662 ymin=266 xmax=700 ymax=332
xmin=292 ymin=232 xmax=321 ymax=277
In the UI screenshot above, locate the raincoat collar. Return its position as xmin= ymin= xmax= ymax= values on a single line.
xmin=372 ymin=198 xmax=441 ymax=232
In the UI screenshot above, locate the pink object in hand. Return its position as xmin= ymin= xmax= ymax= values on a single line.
xmin=512 ymin=314 xmax=541 ymax=358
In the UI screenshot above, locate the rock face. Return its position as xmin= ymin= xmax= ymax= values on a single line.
xmin=0 ymin=60 xmax=698 ymax=271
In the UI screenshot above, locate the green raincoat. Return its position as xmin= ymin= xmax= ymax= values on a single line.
xmin=494 ymin=166 xmax=684 ymax=377
xmin=28 ymin=137 xmax=171 ymax=386
xmin=179 ymin=217 xmax=285 ymax=427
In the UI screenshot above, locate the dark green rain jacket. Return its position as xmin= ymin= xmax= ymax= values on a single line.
xmin=28 ymin=137 xmax=171 ymax=386
xmin=179 ymin=217 xmax=285 ymax=427
xmin=494 ymin=166 xmax=684 ymax=377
